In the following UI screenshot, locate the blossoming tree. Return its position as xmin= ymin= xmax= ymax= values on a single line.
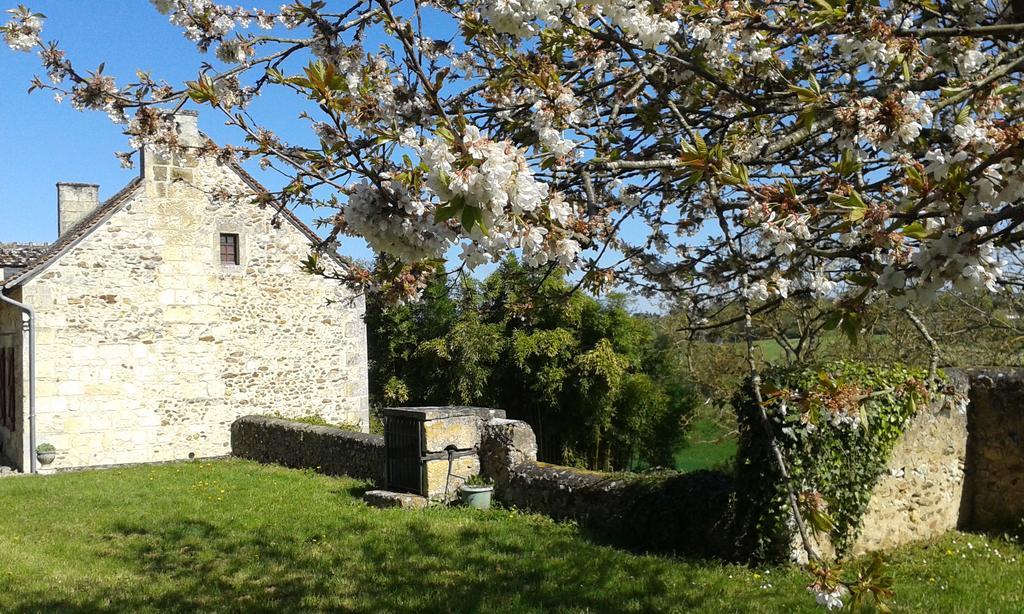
xmin=5 ymin=0 xmax=1024 ymax=607
xmin=7 ymin=0 xmax=1022 ymax=308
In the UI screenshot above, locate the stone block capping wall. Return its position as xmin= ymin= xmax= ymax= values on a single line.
xmin=381 ymin=406 xmax=505 ymax=500
xmin=231 ymin=415 xmax=384 ymax=485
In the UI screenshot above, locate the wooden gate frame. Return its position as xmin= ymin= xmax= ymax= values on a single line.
xmin=0 ymin=334 xmax=15 ymax=432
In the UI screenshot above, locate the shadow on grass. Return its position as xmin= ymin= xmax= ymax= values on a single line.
xmin=8 ymin=511 xmax=729 ymax=613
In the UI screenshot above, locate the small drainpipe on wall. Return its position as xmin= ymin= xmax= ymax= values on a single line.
xmin=0 ymin=289 xmax=37 ymax=474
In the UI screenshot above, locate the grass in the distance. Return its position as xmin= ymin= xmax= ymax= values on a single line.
xmin=675 ymin=411 xmax=738 ymax=473
xmin=0 ymin=459 xmax=1021 ymax=613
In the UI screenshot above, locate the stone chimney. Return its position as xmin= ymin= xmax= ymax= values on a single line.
xmin=171 ymin=110 xmax=201 ymax=148
xmin=57 ymin=182 xmax=100 ymax=236
xmin=141 ymin=110 xmax=202 ymax=197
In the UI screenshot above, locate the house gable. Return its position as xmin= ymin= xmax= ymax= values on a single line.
xmin=2 ymin=179 xmax=142 ymax=290
xmin=4 ymin=115 xmax=368 ymax=471
xmin=4 ymin=159 xmax=342 ymax=290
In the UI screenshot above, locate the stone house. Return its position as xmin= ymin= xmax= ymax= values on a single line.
xmin=0 ymin=112 xmax=368 ymax=473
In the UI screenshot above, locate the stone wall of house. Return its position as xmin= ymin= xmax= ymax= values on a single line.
xmin=963 ymin=368 xmax=1024 ymax=530
xmin=231 ymin=415 xmax=384 ymax=484
xmin=480 ymin=419 xmax=735 ymax=557
xmin=14 ymin=116 xmax=368 ymax=472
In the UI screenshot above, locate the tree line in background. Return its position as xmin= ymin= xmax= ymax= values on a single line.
xmin=366 ymin=256 xmax=696 ymax=471
xmin=367 ymin=259 xmax=1024 ymax=473
xmin=666 ymin=284 xmax=1024 ymax=406
xmin=651 ymin=284 xmax=1024 ymax=461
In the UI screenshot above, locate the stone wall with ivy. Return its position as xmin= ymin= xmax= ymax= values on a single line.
xmin=836 ymin=369 xmax=970 ymax=558
xmin=732 ymin=361 xmax=972 ymax=563
xmin=488 ymin=365 xmax=1022 ymax=563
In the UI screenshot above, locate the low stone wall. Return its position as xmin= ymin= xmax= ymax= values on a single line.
xmin=480 ymin=419 xmax=734 ymax=558
xmin=482 ymin=370 xmax=1024 ymax=561
xmin=818 ymin=370 xmax=971 ymax=559
xmin=231 ymin=415 xmax=385 ymax=484
xmin=230 ymin=377 xmax=1023 ymax=562
xmin=748 ymin=368 xmax=1024 ymax=562
xmin=964 ymin=368 xmax=1024 ymax=530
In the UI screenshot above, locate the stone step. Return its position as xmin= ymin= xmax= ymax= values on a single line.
xmin=362 ymin=489 xmax=429 ymax=510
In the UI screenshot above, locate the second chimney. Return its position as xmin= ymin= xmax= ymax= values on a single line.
xmin=140 ymin=111 xmax=201 ymax=196
xmin=57 ymin=182 xmax=100 ymax=236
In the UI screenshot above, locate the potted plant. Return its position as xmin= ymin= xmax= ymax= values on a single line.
xmin=459 ymin=474 xmax=494 ymax=510
xmin=36 ymin=443 xmax=56 ymax=466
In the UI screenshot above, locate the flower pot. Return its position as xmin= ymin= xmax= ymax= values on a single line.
xmin=459 ymin=484 xmax=493 ymax=510
xmin=36 ymin=451 xmax=56 ymax=466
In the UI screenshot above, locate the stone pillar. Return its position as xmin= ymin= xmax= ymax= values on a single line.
xmin=963 ymin=368 xmax=1024 ymax=530
xmin=56 ymin=183 xmax=100 ymax=236
xmin=480 ymin=418 xmax=538 ymax=497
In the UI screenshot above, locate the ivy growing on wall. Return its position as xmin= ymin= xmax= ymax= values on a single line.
xmin=732 ymin=361 xmax=931 ymax=562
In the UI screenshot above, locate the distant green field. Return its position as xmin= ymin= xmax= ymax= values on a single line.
xmin=674 ymin=412 xmax=738 ymax=473
xmin=743 ymin=334 xmax=894 ymax=365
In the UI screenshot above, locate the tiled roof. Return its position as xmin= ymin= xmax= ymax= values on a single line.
xmin=0 ymin=243 xmax=50 ymax=268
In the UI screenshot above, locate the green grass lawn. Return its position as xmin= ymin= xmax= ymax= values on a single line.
xmin=0 ymin=460 xmax=1021 ymax=613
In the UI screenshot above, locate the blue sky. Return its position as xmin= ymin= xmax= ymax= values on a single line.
xmin=0 ymin=2 xmax=665 ymax=310
xmin=0 ymin=1 xmax=377 ymax=255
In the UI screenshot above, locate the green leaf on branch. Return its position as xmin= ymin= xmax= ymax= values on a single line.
xmin=830 ymin=189 xmax=867 ymax=222
xmin=720 ymin=161 xmax=750 ymax=187
xmin=800 ymin=108 xmax=816 ymax=132
xmin=807 ymin=507 xmax=837 ymax=533
xmin=901 ymin=221 xmax=931 ymax=240
xmin=186 ymin=74 xmax=219 ymax=105
xmin=434 ymin=203 xmax=460 ymax=224
xmin=435 ymin=125 xmax=455 ymax=144
xmin=822 ymin=310 xmax=843 ymax=331
xmin=840 ymin=313 xmax=861 ymax=344
xmin=693 ymin=133 xmax=708 ymax=157
xmin=680 ymin=171 xmax=704 ymax=188
xmin=832 ymin=150 xmax=861 ymax=178
xmin=955 ymin=105 xmax=972 ymax=127
xmin=460 ymin=204 xmax=485 ymax=234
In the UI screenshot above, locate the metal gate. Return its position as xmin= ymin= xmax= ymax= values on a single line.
xmin=384 ymin=415 xmax=424 ymax=494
